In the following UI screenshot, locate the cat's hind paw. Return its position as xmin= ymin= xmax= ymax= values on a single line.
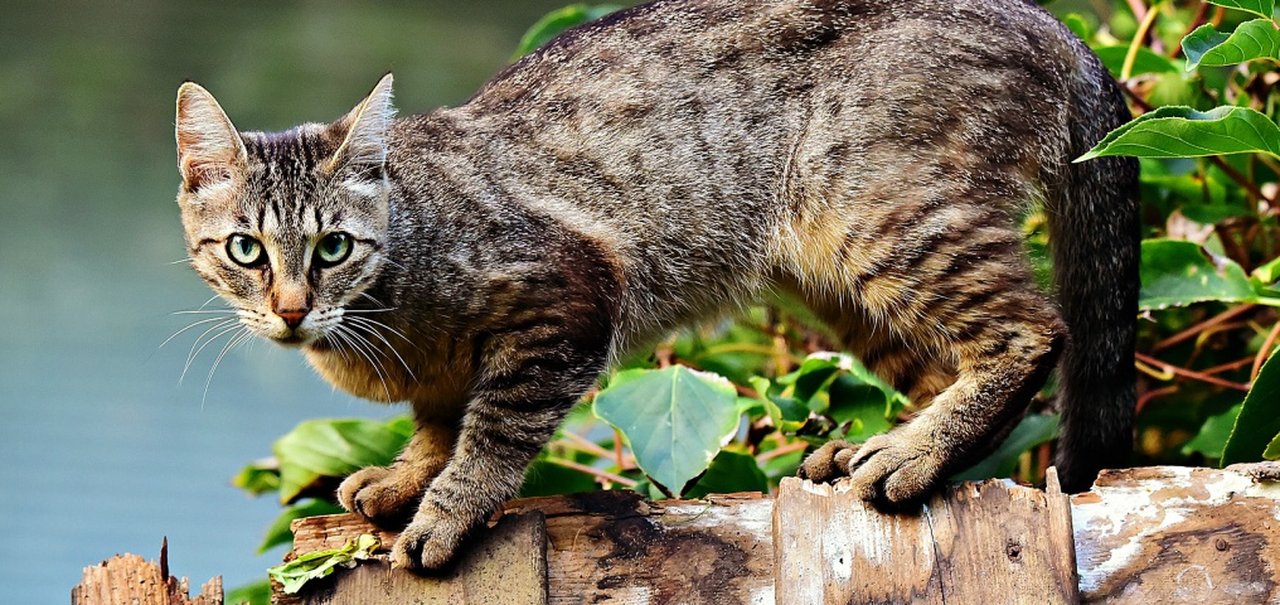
xmin=845 ymin=432 xmax=945 ymax=506
xmin=798 ymin=440 xmax=857 ymax=483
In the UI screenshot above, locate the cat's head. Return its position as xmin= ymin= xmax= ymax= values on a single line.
xmin=174 ymin=74 xmax=395 ymax=347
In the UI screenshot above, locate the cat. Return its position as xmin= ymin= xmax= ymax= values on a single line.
xmin=174 ymin=0 xmax=1137 ymax=570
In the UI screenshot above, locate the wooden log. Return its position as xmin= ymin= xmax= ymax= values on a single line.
xmin=277 ymin=464 xmax=1280 ymax=604
xmin=72 ymin=539 xmax=223 ymax=605
xmin=773 ymin=470 xmax=1078 ymax=604
xmin=1072 ymin=462 xmax=1280 ymax=604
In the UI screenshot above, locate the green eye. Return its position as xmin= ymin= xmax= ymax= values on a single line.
xmin=315 ymin=232 xmax=353 ymax=267
xmin=226 ymin=235 xmax=265 ymax=267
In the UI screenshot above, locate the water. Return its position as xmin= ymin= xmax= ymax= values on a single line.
xmin=0 ymin=1 xmax=566 ymax=601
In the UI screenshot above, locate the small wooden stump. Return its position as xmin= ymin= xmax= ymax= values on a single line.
xmin=72 ymin=540 xmax=223 ymax=605
xmin=1073 ymin=462 xmax=1280 ymax=604
xmin=773 ymin=470 xmax=1078 ymax=604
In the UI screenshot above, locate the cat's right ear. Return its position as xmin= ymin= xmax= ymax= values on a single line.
xmin=175 ymin=82 xmax=247 ymax=194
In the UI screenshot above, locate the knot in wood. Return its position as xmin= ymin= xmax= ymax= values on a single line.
xmin=1006 ymin=541 xmax=1023 ymax=561
xmin=1215 ymin=538 xmax=1229 ymax=552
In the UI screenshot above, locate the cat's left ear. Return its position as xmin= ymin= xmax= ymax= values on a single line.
xmin=326 ymin=73 xmax=396 ymax=175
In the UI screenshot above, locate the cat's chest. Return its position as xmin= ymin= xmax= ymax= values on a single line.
xmin=303 ymin=336 xmax=474 ymax=409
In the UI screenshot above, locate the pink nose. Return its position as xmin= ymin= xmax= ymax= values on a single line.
xmin=276 ymin=309 xmax=308 ymax=329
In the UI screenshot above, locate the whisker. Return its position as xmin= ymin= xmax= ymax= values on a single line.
xmin=168 ymin=257 xmax=195 ymax=266
xmin=335 ymin=324 xmax=393 ymax=402
xmin=358 ymin=291 xmax=388 ymax=307
xmin=203 ymin=328 xmax=251 ymax=407
xmin=343 ymin=307 xmax=398 ymax=314
xmin=345 ymin=315 xmax=414 ymax=344
xmin=171 ymin=310 xmax=237 ymax=316
xmin=345 ymin=318 xmax=416 ymax=380
xmin=182 ymin=324 xmax=242 ymax=384
xmin=158 ymin=316 xmax=235 ymax=350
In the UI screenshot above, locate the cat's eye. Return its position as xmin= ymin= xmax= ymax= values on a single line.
xmin=226 ymin=235 xmax=266 ymax=268
xmin=315 ymin=232 xmax=353 ymax=267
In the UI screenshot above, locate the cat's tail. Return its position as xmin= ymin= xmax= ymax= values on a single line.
xmin=1049 ymin=65 xmax=1141 ymax=494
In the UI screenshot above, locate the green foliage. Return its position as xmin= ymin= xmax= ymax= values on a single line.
xmin=268 ymin=534 xmax=380 ymax=594
xmin=1222 ymin=353 xmax=1280 ymax=463
xmin=273 ymin=417 xmax=412 ymax=504
xmin=1140 ymin=239 xmax=1256 ymax=309
xmin=1079 ymin=106 xmax=1280 ymax=161
xmin=224 ymin=579 xmax=271 ymax=605
xmin=594 ymin=366 xmax=741 ymax=494
xmin=258 ymin=500 xmax=345 ymax=554
xmin=1182 ymin=20 xmax=1280 ymax=70
xmin=1203 ymin=0 xmax=1275 ymax=20
xmin=513 ymin=4 xmax=623 ymax=58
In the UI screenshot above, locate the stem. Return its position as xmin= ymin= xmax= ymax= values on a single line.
xmin=1122 ymin=2 xmax=1162 ymax=81
xmin=1136 ymin=351 xmax=1252 ymax=391
xmin=1252 ymin=321 xmax=1280 ymax=380
xmin=1137 ymin=384 xmax=1181 ymax=414
xmin=1152 ymin=304 xmax=1257 ymax=352
xmin=1201 ymin=356 xmax=1257 ymax=376
xmin=545 ymin=457 xmax=639 ymax=488
xmin=756 ymin=440 xmax=809 ymax=464
xmin=1170 ymin=1 xmax=1211 ymax=60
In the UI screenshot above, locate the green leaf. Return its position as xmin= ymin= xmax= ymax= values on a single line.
xmin=1204 ymin=0 xmax=1276 ymax=20
xmin=1077 ymin=105 xmax=1280 ymax=162
xmin=225 ymin=579 xmax=272 ymax=605
xmin=684 ymin=450 xmax=769 ymax=498
xmin=1264 ymin=429 xmax=1280 ymax=459
xmin=274 ymin=417 xmax=413 ymax=504
xmin=1183 ymin=20 xmax=1280 ymax=70
xmin=827 ymin=374 xmax=897 ymax=442
xmin=1093 ymin=45 xmax=1180 ymax=76
xmin=268 ymin=534 xmax=380 ymax=595
xmin=1139 ymin=239 xmax=1256 ymax=310
xmin=1182 ymin=403 xmax=1243 ymax=459
xmin=952 ymin=414 xmax=1059 ymax=481
xmin=1222 ymin=351 xmax=1280 ymax=464
xmin=513 ymin=4 xmax=623 ymax=58
xmin=1061 ymin=13 xmax=1095 ymax=42
xmin=258 ymin=499 xmax=344 ymax=554
xmin=232 ymin=458 xmax=280 ymax=496
xmin=594 ymin=366 xmax=741 ymax=495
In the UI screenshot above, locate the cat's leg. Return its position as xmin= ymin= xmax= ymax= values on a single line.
xmin=337 ymin=409 xmax=457 ymax=527
xmin=392 ymin=254 xmax=619 ymax=570
xmin=792 ymin=296 xmax=956 ymax=483
xmin=790 ymin=215 xmax=1063 ymax=503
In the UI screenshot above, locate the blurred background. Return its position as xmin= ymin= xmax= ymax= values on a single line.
xmin=0 ymin=0 xmax=568 ymax=600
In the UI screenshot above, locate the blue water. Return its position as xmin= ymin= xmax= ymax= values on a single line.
xmin=0 ymin=1 xmax=564 ymax=601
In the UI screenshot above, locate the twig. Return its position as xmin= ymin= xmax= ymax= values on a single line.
xmin=1137 ymin=384 xmax=1180 ymax=414
xmin=1136 ymin=351 xmax=1252 ymax=391
xmin=756 ymin=440 xmax=810 ymax=464
xmin=1121 ymin=2 xmax=1162 ymax=80
xmin=545 ymin=457 xmax=639 ymax=488
xmin=1169 ymin=1 xmax=1210 ymax=60
xmin=1152 ymin=304 xmax=1257 ymax=352
xmin=557 ymin=431 xmax=618 ymax=462
xmin=1201 ymin=356 xmax=1257 ymax=376
xmin=1252 ymin=321 xmax=1280 ymax=380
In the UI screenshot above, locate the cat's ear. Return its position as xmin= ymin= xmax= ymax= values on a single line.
xmin=326 ymin=73 xmax=396 ymax=174
xmin=175 ymin=82 xmax=247 ymax=194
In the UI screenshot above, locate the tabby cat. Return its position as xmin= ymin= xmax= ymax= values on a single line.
xmin=174 ymin=0 xmax=1137 ymax=570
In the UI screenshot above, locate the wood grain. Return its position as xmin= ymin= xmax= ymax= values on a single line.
xmin=72 ymin=544 xmax=223 ymax=605
xmin=1073 ymin=462 xmax=1280 ymax=604
xmin=773 ymin=474 xmax=1078 ymax=604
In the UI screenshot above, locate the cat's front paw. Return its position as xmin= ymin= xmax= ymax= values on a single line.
xmin=337 ymin=466 xmax=420 ymax=528
xmin=391 ymin=508 xmax=469 ymax=571
xmin=845 ymin=432 xmax=947 ymax=505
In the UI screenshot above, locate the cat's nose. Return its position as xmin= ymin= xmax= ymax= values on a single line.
xmin=276 ymin=309 xmax=309 ymax=329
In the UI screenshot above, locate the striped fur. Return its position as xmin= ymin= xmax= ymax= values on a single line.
xmin=175 ymin=0 xmax=1137 ymax=570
